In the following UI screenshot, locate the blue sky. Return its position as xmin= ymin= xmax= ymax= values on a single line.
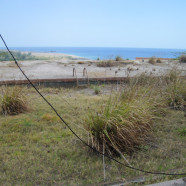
xmin=1 ymin=0 xmax=186 ymax=49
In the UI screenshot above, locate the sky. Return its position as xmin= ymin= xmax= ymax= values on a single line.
xmin=0 ymin=0 xmax=186 ymax=49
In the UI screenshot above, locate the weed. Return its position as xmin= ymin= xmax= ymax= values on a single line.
xmin=0 ymin=86 xmax=28 ymax=115
xmin=178 ymin=128 xmax=186 ymax=137
xmin=90 ymin=85 xmax=101 ymax=94
xmin=94 ymin=86 xmax=101 ymax=94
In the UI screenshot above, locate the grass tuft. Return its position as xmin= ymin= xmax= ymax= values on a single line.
xmin=0 ymin=86 xmax=28 ymax=115
xmin=164 ymin=69 xmax=186 ymax=109
xmin=84 ymin=68 xmax=186 ymax=156
xmin=85 ymin=88 xmax=156 ymax=156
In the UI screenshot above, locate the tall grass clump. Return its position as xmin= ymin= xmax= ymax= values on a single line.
xmin=84 ymin=69 xmax=185 ymax=156
xmin=164 ymin=69 xmax=186 ymax=110
xmin=0 ymin=86 xmax=28 ymax=115
xmin=84 ymin=87 xmax=158 ymax=156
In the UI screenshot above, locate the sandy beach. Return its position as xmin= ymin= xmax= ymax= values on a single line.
xmin=0 ymin=52 xmax=186 ymax=81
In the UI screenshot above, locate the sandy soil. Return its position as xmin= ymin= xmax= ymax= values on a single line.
xmin=0 ymin=52 xmax=186 ymax=81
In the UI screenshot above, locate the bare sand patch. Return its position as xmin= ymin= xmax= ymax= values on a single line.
xmin=0 ymin=52 xmax=186 ymax=81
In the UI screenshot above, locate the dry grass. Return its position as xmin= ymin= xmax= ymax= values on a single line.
xmin=0 ymin=86 xmax=28 ymax=115
xmin=84 ymin=69 xmax=186 ymax=157
xmin=164 ymin=69 xmax=186 ymax=110
xmin=97 ymin=60 xmax=116 ymax=67
xmin=85 ymin=96 xmax=154 ymax=155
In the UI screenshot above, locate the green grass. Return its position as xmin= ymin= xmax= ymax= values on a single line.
xmin=0 ymin=80 xmax=185 ymax=185
xmin=90 ymin=85 xmax=101 ymax=94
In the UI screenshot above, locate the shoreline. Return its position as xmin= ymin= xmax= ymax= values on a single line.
xmin=0 ymin=51 xmax=185 ymax=81
xmin=1 ymin=47 xmax=185 ymax=60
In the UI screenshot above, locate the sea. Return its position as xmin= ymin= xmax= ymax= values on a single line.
xmin=1 ymin=47 xmax=186 ymax=60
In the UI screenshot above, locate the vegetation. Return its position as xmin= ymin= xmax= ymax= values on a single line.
xmin=97 ymin=60 xmax=116 ymax=67
xmin=93 ymin=85 xmax=101 ymax=94
xmin=179 ymin=54 xmax=186 ymax=63
xmin=0 ymin=70 xmax=185 ymax=185
xmin=156 ymin=58 xmax=162 ymax=63
xmin=148 ymin=57 xmax=156 ymax=64
xmin=84 ymin=69 xmax=186 ymax=157
xmin=148 ymin=57 xmax=164 ymax=64
xmin=85 ymin=96 xmax=154 ymax=155
xmin=115 ymin=55 xmax=123 ymax=61
xmin=77 ymin=61 xmax=85 ymax=64
xmin=0 ymin=86 xmax=28 ymax=115
xmin=164 ymin=69 xmax=186 ymax=109
xmin=85 ymin=73 xmax=169 ymax=156
xmin=0 ymin=51 xmax=44 ymax=61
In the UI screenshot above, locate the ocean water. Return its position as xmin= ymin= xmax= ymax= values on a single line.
xmin=1 ymin=47 xmax=186 ymax=60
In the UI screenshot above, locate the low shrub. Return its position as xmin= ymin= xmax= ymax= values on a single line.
xmin=97 ymin=60 xmax=115 ymax=67
xmin=0 ymin=51 xmax=37 ymax=61
xmin=148 ymin=57 xmax=156 ymax=65
xmin=156 ymin=58 xmax=162 ymax=63
xmin=77 ymin=61 xmax=85 ymax=64
xmin=0 ymin=86 xmax=28 ymax=115
xmin=115 ymin=56 xmax=123 ymax=61
xmin=179 ymin=55 xmax=186 ymax=63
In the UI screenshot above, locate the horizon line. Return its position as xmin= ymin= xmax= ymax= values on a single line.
xmin=1 ymin=46 xmax=186 ymax=50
